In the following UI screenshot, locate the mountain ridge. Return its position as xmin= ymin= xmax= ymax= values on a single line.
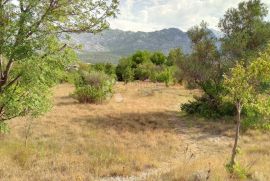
xmin=70 ymin=28 xmax=219 ymax=64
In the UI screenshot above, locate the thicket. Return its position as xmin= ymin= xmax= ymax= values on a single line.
xmin=179 ymin=0 xmax=270 ymax=120
xmin=177 ymin=0 xmax=270 ymax=173
xmin=116 ymin=50 xmax=178 ymax=86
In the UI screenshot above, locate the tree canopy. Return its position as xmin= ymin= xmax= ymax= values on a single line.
xmin=0 ymin=0 xmax=119 ymax=123
xmin=219 ymin=0 xmax=270 ymax=60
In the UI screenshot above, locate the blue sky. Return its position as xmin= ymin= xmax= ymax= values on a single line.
xmin=110 ymin=0 xmax=270 ymax=32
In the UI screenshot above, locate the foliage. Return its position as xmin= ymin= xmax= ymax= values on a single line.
xmin=167 ymin=48 xmax=185 ymax=66
xmin=150 ymin=52 xmax=167 ymax=65
xmin=116 ymin=50 xmax=175 ymax=85
xmin=181 ymin=1 xmax=270 ymax=119
xmin=135 ymin=62 xmax=155 ymax=81
xmin=122 ymin=66 xmax=135 ymax=84
xmin=179 ymin=21 xmax=226 ymax=117
xmin=181 ymin=95 xmax=235 ymax=118
xmin=223 ymin=45 xmax=270 ymax=168
xmin=116 ymin=57 xmax=134 ymax=82
xmin=154 ymin=67 xmax=175 ymax=87
xmin=91 ymin=63 xmax=116 ymax=77
xmin=74 ymin=71 xmax=115 ymax=103
xmin=219 ymin=0 xmax=270 ymax=61
xmin=59 ymin=71 xmax=79 ymax=84
xmin=183 ymin=21 xmax=221 ymax=86
xmin=167 ymin=48 xmax=185 ymax=83
xmin=0 ymin=38 xmax=77 ymax=123
xmin=223 ymin=57 xmax=270 ymax=113
xmin=0 ymin=0 xmax=119 ymax=123
xmin=0 ymin=122 xmax=10 ymax=134
xmin=131 ymin=51 xmax=151 ymax=65
xmin=226 ymin=162 xmax=249 ymax=179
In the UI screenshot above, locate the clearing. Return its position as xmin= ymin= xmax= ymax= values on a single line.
xmin=0 ymin=82 xmax=269 ymax=180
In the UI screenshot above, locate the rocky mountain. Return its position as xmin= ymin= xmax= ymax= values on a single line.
xmin=69 ymin=28 xmax=220 ymax=64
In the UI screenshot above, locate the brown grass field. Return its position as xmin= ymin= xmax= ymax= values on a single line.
xmin=0 ymin=82 xmax=270 ymax=181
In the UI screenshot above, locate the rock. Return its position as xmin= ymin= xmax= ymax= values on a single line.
xmin=189 ymin=170 xmax=209 ymax=181
xmin=114 ymin=93 xmax=124 ymax=103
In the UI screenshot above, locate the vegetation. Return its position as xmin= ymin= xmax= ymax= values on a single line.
xmin=116 ymin=50 xmax=176 ymax=85
xmin=219 ymin=0 xmax=270 ymax=61
xmin=73 ymin=71 xmax=115 ymax=103
xmin=1 ymin=0 xmax=270 ymax=180
xmin=179 ymin=22 xmax=231 ymax=118
xmin=180 ymin=0 xmax=270 ymax=119
xmin=0 ymin=0 xmax=119 ymax=125
xmin=223 ymin=48 xmax=270 ymax=170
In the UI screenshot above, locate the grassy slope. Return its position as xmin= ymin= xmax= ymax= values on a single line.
xmin=0 ymin=82 xmax=269 ymax=180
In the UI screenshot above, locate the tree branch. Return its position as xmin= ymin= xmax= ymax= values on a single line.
xmin=0 ymin=59 xmax=13 ymax=88
xmin=1 ymin=73 xmax=22 ymax=92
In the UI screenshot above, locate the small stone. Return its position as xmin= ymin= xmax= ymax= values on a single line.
xmin=114 ymin=93 xmax=124 ymax=103
xmin=189 ymin=170 xmax=209 ymax=181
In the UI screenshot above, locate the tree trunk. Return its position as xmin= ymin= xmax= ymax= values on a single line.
xmin=230 ymin=102 xmax=241 ymax=166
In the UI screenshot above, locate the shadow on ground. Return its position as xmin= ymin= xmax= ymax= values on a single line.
xmin=71 ymin=111 xmax=235 ymax=138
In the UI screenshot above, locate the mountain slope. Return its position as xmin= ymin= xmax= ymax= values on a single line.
xmin=70 ymin=28 xmax=192 ymax=64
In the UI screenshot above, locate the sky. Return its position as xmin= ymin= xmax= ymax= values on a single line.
xmin=109 ymin=0 xmax=270 ymax=32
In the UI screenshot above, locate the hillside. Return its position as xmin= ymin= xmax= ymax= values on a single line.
xmin=69 ymin=28 xmax=192 ymax=64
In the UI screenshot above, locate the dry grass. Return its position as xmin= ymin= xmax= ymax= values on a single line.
xmin=0 ymin=82 xmax=196 ymax=180
xmin=0 ymin=82 xmax=269 ymax=181
xmin=147 ymin=130 xmax=270 ymax=181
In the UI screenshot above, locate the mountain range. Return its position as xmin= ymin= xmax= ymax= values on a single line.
xmin=69 ymin=28 xmax=220 ymax=64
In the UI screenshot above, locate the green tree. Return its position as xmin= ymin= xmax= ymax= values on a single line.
xmin=0 ymin=0 xmax=119 ymax=124
xmin=223 ymin=48 xmax=270 ymax=169
xmin=122 ymin=66 xmax=134 ymax=84
xmin=150 ymin=52 xmax=167 ymax=65
xmin=167 ymin=48 xmax=184 ymax=66
xmin=131 ymin=51 xmax=151 ymax=66
xmin=167 ymin=48 xmax=185 ymax=83
xmin=116 ymin=57 xmax=133 ymax=81
xmin=181 ymin=21 xmax=221 ymax=93
xmin=186 ymin=21 xmax=220 ymax=83
xmin=219 ymin=0 xmax=270 ymax=61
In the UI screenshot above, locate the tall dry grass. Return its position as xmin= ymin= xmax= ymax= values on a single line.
xmin=0 ymin=82 xmax=269 ymax=180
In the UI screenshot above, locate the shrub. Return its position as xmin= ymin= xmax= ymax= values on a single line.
xmin=131 ymin=50 xmax=151 ymax=65
xmin=181 ymin=95 xmax=236 ymax=118
xmin=59 ymin=71 xmax=79 ymax=84
xmin=116 ymin=57 xmax=133 ymax=81
xmin=74 ymin=71 xmax=115 ymax=103
xmin=226 ymin=162 xmax=250 ymax=179
xmin=149 ymin=66 xmax=175 ymax=86
xmin=91 ymin=63 xmax=116 ymax=77
xmin=0 ymin=122 xmax=10 ymax=134
xmin=135 ymin=62 xmax=155 ymax=80
xmin=116 ymin=51 xmax=174 ymax=84
xmin=150 ymin=52 xmax=167 ymax=65
xmin=122 ymin=66 xmax=134 ymax=84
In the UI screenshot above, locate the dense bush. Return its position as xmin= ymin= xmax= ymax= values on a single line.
xmin=131 ymin=51 xmax=151 ymax=65
xmin=150 ymin=52 xmax=167 ymax=65
xmin=150 ymin=67 xmax=175 ymax=86
xmin=181 ymin=95 xmax=236 ymax=118
xmin=116 ymin=57 xmax=134 ymax=82
xmin=116 ymin=50 xmax=175 ymax=85
xmin=74 ymin=71 xmax=115 ymax=103
xmin=122 ymin=66 xmax=135 ymax=84
xmin=135 ymin=62 xmax=155 ymax=80
xmin=91 ymin=63 xmax=116 ymax=77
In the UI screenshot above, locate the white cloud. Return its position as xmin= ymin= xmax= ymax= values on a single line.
xmin=110 ymin=0 xmax=270 ymax=32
